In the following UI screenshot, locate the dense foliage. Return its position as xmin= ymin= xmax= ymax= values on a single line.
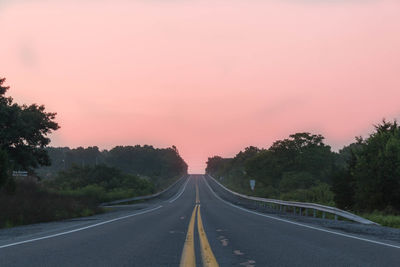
xmin=36 ymin=145 xmax=188 ymax=189
xmin=0 ymin=77 xmax=187 ymax=228
xmin=332 ymin=120 xmax=400 ymax=212
xmin=46 ymin=164 xmax=155 ymax=203
xmin=0 ymin=149 xmax=9 ymax=188
xmin=206 ymin=133 xmax=336 ymax=205
xmin=0 ymin=179 xmax=101 ymax=228
xmin=0 ymin=78 xmax=59 ymax=188
xmin=207 ymin=123 xmax=400 ymax=215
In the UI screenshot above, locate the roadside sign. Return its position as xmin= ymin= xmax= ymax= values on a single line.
xmin=250 ymin=179 xmax=256 ymax=191
xmin=12 ymin=171 xmax=28 ymax=177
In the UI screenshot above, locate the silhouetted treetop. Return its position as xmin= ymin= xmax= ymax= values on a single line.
xmin=0 ymin=77 xmax=59 ymax=187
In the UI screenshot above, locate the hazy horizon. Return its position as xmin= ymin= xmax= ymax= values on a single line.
xmin=1 ymin=0 xmax=399 ymax=173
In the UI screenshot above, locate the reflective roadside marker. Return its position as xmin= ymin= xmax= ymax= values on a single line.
xmin=250 ymin=179 xmax=256 ymax=191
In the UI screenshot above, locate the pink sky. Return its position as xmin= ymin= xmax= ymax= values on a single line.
xmin=1 ymin=0 xmax=400 ymax=173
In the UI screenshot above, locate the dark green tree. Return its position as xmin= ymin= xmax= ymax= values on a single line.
xmin=0 ymin=149 xmax=9 ymax=187
xmin=331 ymin=139 xmax=363 ymax=210
xmin=206 ymin=156 xmax=231 ymax=176
xmin=350 ymin=120 xmax=400 ymax=211
xmin=36 ymin=144 xmax=188 ymax=189
xmin=0 ymin=78 xmax=59 ymax=184
xmin=246 ymin=133 xmax=335 ymax=187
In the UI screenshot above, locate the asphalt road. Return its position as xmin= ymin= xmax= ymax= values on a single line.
xmin=1 ymin=175 xmax=399 ymax=266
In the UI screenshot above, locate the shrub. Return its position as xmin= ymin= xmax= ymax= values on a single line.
xmin=280 ymin=182 xmax=334 ymax=206
xmin=361 ymin=211 xmax=400 ymax=228
xmin=0 ymin=180 xmax=102 ymax=228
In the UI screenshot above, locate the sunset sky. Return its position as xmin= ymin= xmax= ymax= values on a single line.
xmin=1 ymin=0 xmax=400 ymax=173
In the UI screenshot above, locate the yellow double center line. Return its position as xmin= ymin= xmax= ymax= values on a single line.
xmin=180 ymin=183 xmax=219 ymax=267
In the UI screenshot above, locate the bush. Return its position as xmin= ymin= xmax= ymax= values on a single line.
xmin=361 ymin=211 xmax=400 ymax=228
xmin=48 ymin=164 xmax=155 ymax=203
xmin=280 ymin=182 xmax=334 ymax=206
xmin=0 ymin=149 xmax=10 ymax=187
xmin=279 ymin=171 xmax=315 ymax=193
xmin=0 ymin=179 xmax=102 ymax=228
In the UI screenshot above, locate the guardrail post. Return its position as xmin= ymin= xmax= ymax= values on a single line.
xmin=293 ymin=207 xmax=296 ymax=215
xmin=299 ymin=208 xmax=302 ymax=216
xmin=313 ymin=209 xmax=316 ymax=218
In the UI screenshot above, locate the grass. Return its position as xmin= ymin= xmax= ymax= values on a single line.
xmin=0 ymin=174 xmax=182 ymax=229
xmin=217 ymin=177 xmax=400 ymax=228
xmin=0 ymin=179 xmax=103 ymax=229
xmin=360 ymin=212 xmax=400 ymax=228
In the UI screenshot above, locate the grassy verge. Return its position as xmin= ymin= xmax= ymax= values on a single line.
xmin=0 ymin=170 xmax=184 ymax=229
xmin=0 ymin=179 xmax=103 ymax=229
xmin=360 ymin=212 xmax=400 ymax=228
xmin=216 ymin=176 xmax=335 ymax=207
xmin=215 ymin=176 xmax=400 ymax=228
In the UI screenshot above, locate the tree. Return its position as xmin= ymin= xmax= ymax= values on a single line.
xmin=205 ymin=156 xmax=228 ymax=175
xmin=0 ymin=149 xmax=9 ymax=187
xmin=36 ymin=145 xmax=188 ymax=189
xmin=350 ymin=120 xmax=400 ymax=211
xmin=331 ymin=168 xmax=355 ymax=210
xmin=0 ymin=77 xmax=59 ymax=183
xmin=331 ymin=140 xmax=363 ymax=210
xmin=245 ymin=132 xmax=335 ymax=187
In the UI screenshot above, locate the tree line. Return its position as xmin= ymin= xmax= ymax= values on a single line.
xmin=206 ymin=122 xmax=400 ymax=214
xmin=0 ymin=77 xmax=187 ymax=190
xmin=0 ymin=77 xmax=188 ymax=227
xmin=37 ymin=145 xmax=188 ymax=189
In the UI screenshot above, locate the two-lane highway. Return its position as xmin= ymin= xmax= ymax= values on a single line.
xmin=1 ymin=175 xmax=399 ymax=266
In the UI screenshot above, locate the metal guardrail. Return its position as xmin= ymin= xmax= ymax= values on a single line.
xmin=206 ymin=175 xmax=378 ymax=225
xmin=101 ymin=175 xmax=188 ymax=206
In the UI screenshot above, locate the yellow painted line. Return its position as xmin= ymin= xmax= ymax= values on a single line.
xmin=196 ymin=183 xmax=200 ymax=204
xmin=197 ymin=205 xmax=219 ymax=267
xmin=180 ymin=205 xmax=198 ymax=267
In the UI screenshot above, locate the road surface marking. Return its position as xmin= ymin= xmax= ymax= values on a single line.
xmin=180 ymin=205 xmax=198 ymax=267
xmin=196 ymin=182 xmax=200 ymax=204
xmin=169 ymin=176 xmax=191 ymax=203
xmin=1 ymin=177 xmax=190 ymax=249
xmin=1 ymin=176 xmax=188 ymax=249
xmin=0 ymin=205 xmax=163 ymax=249
xmin=197 ymin=205 xmax=219 ymax=267
xmin=202 ymin=176 xmax=400 ymax=250
xmin=180 ymin=181 xmax=219 ymax=267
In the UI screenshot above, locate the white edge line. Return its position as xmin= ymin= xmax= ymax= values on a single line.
xmin=202 ymin=176 xmax=400 ymax=250
xmin=0 ymin=205 xmax=163 ymax=249
xmin=1 ymin=176 xmax=190 ymax=249
xmin=169 ymin=176 xmax=191 ymax=203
